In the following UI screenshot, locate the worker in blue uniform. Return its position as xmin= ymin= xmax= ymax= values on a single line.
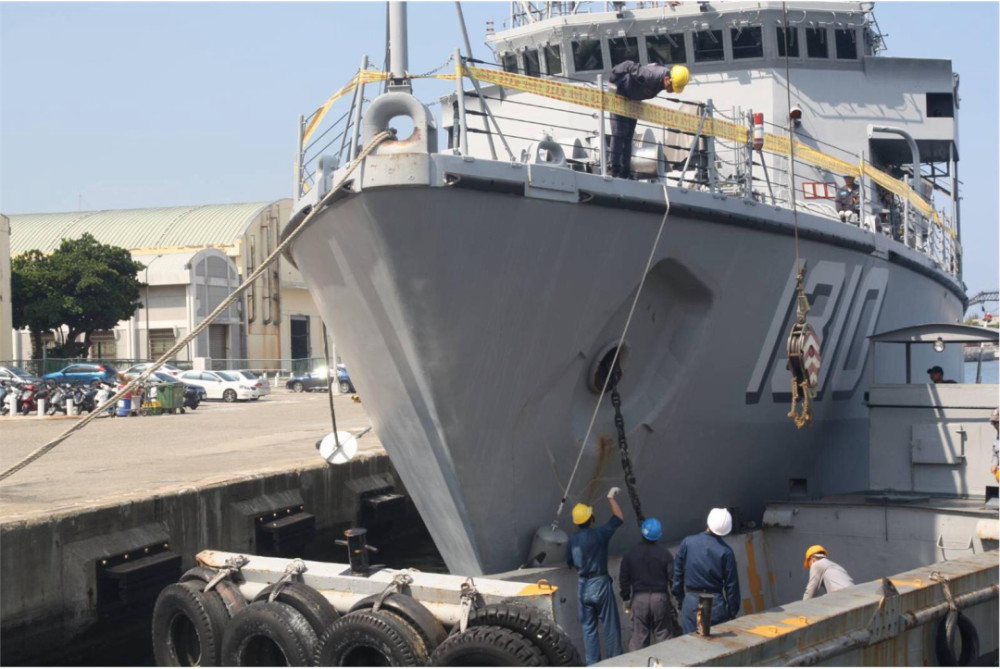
xmin=607 ymin=61 xmax=690 ymax=178
xmin=566 ymin=487 xmax=625 ymax=664
xmin=671 ymin=508 xmax=741 ymax=634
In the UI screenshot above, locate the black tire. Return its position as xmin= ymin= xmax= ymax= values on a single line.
xmin=339 ymin=382 xmax=351 ymax=394
xmin=350 ymin=593 xmax=447 ymax=651
xmin=179 ymin=566 xmax=248 ymax=618
xmin=935 ymin=612 xmax=980 ymax=666
xmin=253 ymin=583 xmax=340 ymax=639
xmin=292 ymin=382 xmax=304 ymax=393
xmin=429 ymin=625 xmax=546 ymax=667
xmin=223 ymin=389 xmax=237 ymax=403
xmin=467 ymin=603 xmax=580 ymax=666
xmin=152 ymin=581 xmax=230 ymax=666
xmin=221 ymin=601 xmax=318 ymax=667
xmin=314 ymin=609 xmax=428 ymax=666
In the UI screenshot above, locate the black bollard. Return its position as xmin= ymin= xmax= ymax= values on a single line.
xmin=696 ymin=594 xmax=714 ymax=636
xmin=336 ymin=527 xmax=378 ymax=575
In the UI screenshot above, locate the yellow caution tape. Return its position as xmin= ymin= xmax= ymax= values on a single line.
xmin=302 ymin=64 xmax=953 ymax=239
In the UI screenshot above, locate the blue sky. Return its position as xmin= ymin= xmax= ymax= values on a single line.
xmin=0 ymin=1 xmax=996 ymax=298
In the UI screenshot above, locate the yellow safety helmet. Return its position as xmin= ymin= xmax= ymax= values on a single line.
xmin=670 ymin=65 xmax=690 ymax=94
xmin=572 ymin=503 xmax=594 ymax=525
xmin=803 ymin=545 xmax=827 ymax=568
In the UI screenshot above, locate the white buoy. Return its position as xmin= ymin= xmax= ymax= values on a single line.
xmin=318 ymin=431 xmax=358 ymax=464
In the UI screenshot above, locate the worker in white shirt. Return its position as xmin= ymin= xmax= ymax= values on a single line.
xmin=802 ymin=545 xmax=854 ymax=599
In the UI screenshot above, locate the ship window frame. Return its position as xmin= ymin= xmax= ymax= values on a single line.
xmin=501 ymin=52 xmax=519 ymax=74
xmin=805 ymin=27 xmax=829 ymax=59
xmin=544 ymin=43 xmax=563 ymax=76
xmin=776 ymin=25 xmax=800 ymax=58
xmin=730 ymin=25 xmax=764 ymax=60
xmin=834 ymin=28 xmax=858 ymax=60
xmin=571 ymin=38 xmax=605 ymax=73
xmin=693 ymin=29 xmax=725 ymax=63
xmin=645 ymin=32 xmax=688 ymax=65
xmin=522 ymin=47 xmax=541 ymax=77
xmin=608 ymin=35 xmax=640 ymax=67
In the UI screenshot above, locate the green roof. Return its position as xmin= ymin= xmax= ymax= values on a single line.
xmin=6 ymin=202 xmax=274 ymax=256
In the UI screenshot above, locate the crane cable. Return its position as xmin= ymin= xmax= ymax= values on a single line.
xmin=554 ymin=182 xmax=671 ymax=525
xmin=0 ymin=129 xmax=397 ymax=482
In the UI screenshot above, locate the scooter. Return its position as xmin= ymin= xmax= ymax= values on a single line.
xmin=0 ymin=381 xmax=12 ymax=415
xmin=17 ymin=382 xmax=39 ymax=415
xmin=46 ymin=382 xmax=67 ymax=415
xmin=90 ymin=381 xmax=114 ymax=415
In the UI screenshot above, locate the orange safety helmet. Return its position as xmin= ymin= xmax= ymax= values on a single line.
xmin=803 ymin=545 xmax=827 ymax=568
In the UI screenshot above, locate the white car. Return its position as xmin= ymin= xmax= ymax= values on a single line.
xmin=227 ymin=370 xmax=271 ymax=398
xmin=124 ymin=362 xmax=184 ymax=377
xmin=178 ymin=370 xmax=259 ymax=402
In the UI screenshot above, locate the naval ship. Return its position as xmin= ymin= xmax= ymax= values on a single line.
xmin=283 ymin=1 xmax=966 ymax=577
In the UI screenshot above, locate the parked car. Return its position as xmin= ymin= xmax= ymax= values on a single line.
xmin=226 ymin=370 xmax=270 ymax=398
xmin=285 ymin=369 xmax=331 ymax=393
xmin=336 ymin=364 xmax=356 ymax=394
xmin=177 ymin=370 xmax=259 ymax=402
xmin=0 ymin=365 xmax=41 ymax=384
xmin=123 ymin=362 xmax=184 ymax=377
xmin=43 ymin=363 xmax=119 ymax=387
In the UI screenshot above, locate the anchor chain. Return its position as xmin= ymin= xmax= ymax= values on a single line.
xmin=609 ymin=375 xmax=644 ymax=525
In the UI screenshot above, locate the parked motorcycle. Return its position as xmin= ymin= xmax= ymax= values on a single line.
xmin=90 ymin=382 xmax=114 ymax=415
xmin=16 ymin=382 xmax=39 ymax=415
xmin=0 ymin=381 xmax=13 ymax=416
xmin=46 ymin=382 xmax=71 ymax=415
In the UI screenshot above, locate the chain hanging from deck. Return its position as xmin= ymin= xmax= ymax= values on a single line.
xmin=609 ymin=373 xmax=645 ymax=525
xmin=786 ymin=265 xmax=822 ymax=428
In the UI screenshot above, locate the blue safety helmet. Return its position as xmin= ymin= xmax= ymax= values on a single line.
xmin=641 ymin=518 xmax=662 ymax=542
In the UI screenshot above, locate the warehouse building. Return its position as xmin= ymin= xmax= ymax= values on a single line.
xmin=5 ymin=200 xmax=328 ymax=370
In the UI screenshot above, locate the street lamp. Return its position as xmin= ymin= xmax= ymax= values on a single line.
xmin=144 ymin=254 xmax=163 ymax=360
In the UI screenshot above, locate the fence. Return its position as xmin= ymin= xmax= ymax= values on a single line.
xmin=1 ymin=357 xmax=331 ymax=378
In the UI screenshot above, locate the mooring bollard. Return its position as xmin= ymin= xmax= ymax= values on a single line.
xmin=335 ymin=527 xmax=379 ymax=575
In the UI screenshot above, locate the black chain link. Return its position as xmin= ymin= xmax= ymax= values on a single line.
xmin=609 ymin=376 xmax=644 ymax=526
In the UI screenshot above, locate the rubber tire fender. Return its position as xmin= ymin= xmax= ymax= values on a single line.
xmin=314 ymin=609 xmax=428 ymax=666
xmin=253 ymin=582 xmax=340 ymax=639
xmin=934 ymin=612 xmax=980 ymax=666
xmin=467 ymin=603 xmax=581 ymax=666
xmin=429 ymin=624 xmax=547 ymax=667
xmin=349 ymin=592 xmax=447 ymax=650
xmin=221 ymin=601 xmax=318 ymax=667
xmin=152 ymin=581 xmax=230 ymax=666
xmin=179 ymin=566 xmax=248 ymax=618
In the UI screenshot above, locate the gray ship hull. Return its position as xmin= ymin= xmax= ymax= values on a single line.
xmin=289 ymin=183 xmax=964 ymax=575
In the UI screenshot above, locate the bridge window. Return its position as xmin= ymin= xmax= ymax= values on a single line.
xmin=544 ymin=44 xmax=563 ymax=75
xmin=501 ymin=52 xmax=518 ymax=73
xmin=834 ymin=28 xmax=858 ymax=59
xmin=693 ymin=30 xmax=724 ymax=62
xmin=572 ymin=39 xmax=605 ymax=72
xmin=776 ymin=27 xmax=799 ymax=57
xmin=523 ymin=48 xmax=541 ymax=77
xmin=731 ymin=26 xmax=763 ymax=59
xmin=646 ymin=33 xmax=687 ymax=64
xmin=805 ymin=28 xmax=828 ymax=58
xmin=926 ymin=93 xmax=954 ymax=118
xmin=609 ymin=36 xmax=639 ymax=66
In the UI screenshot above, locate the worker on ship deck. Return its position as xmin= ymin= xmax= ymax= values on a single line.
xmin=927 ymin=366 xmax=957 ymax=384
xmin=836 ymin=175 xmax=860 ymax=223
xmin=671 ymin=508 xmax=741 ymax=634
xmin=802 ymin=545 xmax=854 ymax=599
xmin=566 ymin=487 xmax=624 ymax=664
xmin=608 ymin=61 xmax=689 ymax=179
xmin=619 ymin=517 xmax=678 ymax=650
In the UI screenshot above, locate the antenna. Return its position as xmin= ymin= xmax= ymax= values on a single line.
xmin=388 ymin=1 xmax=411 ymax=92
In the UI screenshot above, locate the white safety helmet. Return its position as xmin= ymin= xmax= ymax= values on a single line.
xmin=707 ymin=508 xmax=733 ymax=536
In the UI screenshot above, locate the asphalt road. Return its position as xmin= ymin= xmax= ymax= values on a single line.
xmin=0 ymin=391 xmax=383 ymax=521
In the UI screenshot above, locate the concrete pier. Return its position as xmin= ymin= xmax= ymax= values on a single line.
xmin=0 ymin=392 xmax=413 ymax=664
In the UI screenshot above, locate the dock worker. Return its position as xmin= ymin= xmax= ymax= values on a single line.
xmin=802 ymin=545 xmax=854 ymax=599
xmin=990 ymin=408 xmax=998 ymax=482
xmin=619 ymin=517 xmax=677 ymax=651
xmin=608 ymin=61 xmax=689 ymax=179
xmin=927 ymin=366 xmax=957 ymax=384
xmin=566 ymin=487 xmax=625 ymax=664
xmin=836 ymin=175 xmax=860 ymax=223
xmin=671 ymin=508 xmax=741 ymax=634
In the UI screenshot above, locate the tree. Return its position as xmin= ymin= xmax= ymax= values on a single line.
xmin=11 ymin=234 xmax=145 ymax=359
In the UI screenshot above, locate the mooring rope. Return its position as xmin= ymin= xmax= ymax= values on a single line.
xmin=0 ymin=130 xmax=396 ymax=482
xmin=554 ymin=182 xmax=671 ymax=524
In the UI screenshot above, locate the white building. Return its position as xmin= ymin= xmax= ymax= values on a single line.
xmin=6 ymin=200 xmax=328 ymax=370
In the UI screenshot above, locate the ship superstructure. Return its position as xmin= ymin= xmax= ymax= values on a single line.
xmin=284 ymin=2 xmax=966 ymax=575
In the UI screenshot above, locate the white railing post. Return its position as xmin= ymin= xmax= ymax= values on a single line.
xmin=294 ymin=115 xmax=304 ymax=199
xmin=597 ymin=74 xmax=607 ymax=177
xmin=454 ymin=48 xmax=468 ymax=156
xmin=348 ymin=55 xmax=369 ymax=161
